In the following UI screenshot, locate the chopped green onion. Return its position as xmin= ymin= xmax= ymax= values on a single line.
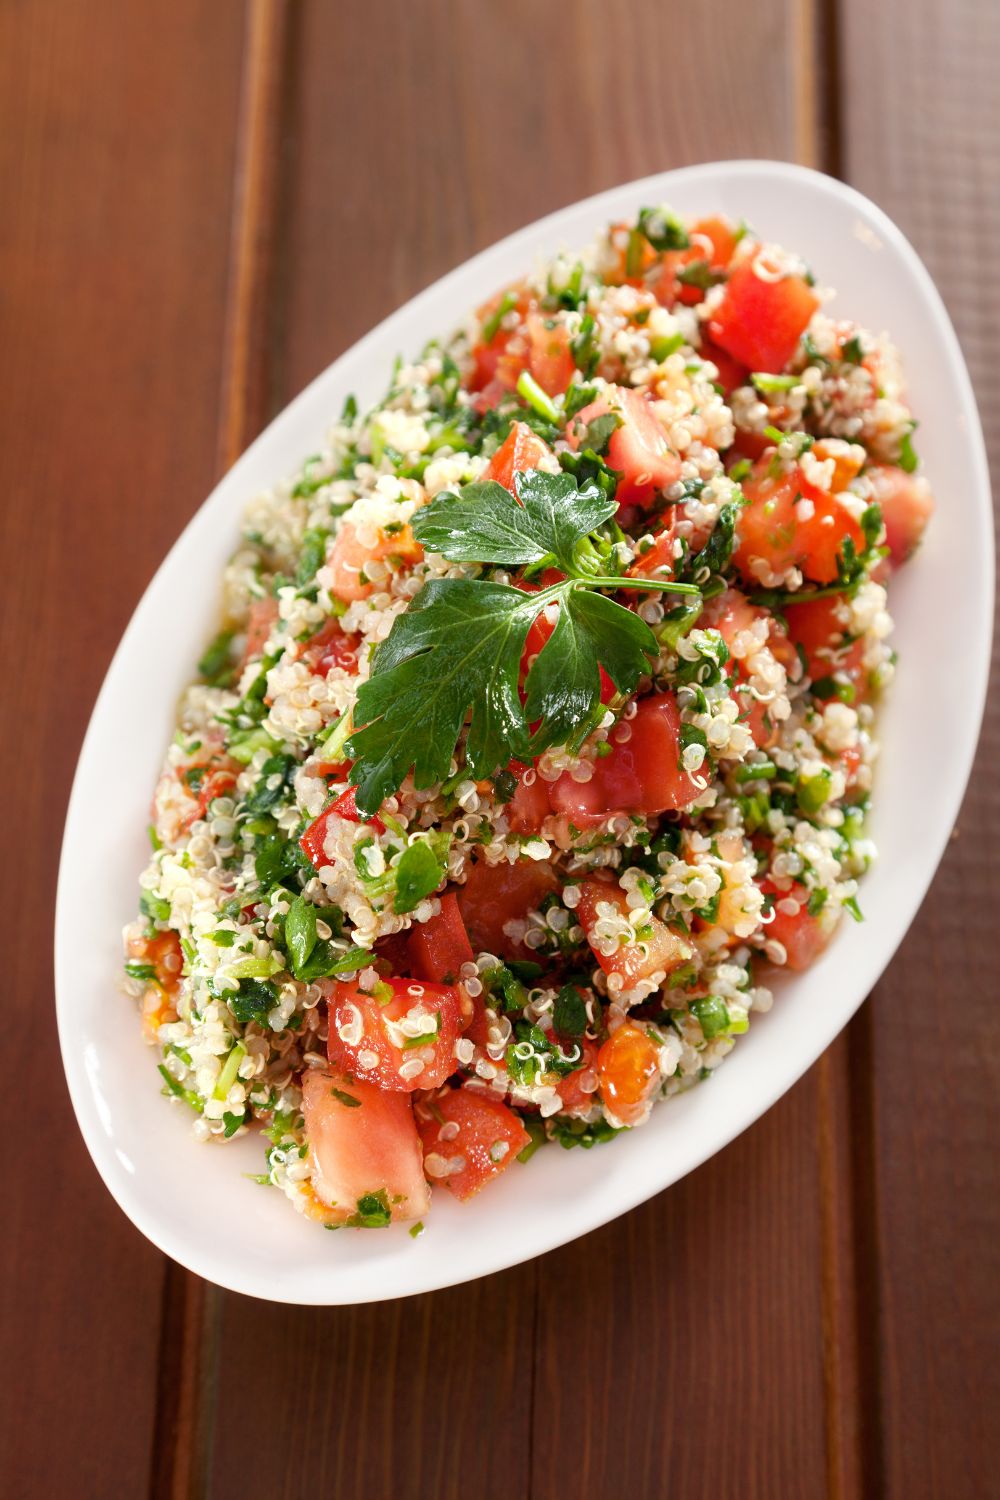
xmin=797 ymin=767 xmax=833 ymax=814
xmin=752 ymin=372 xmax=800 ymax=393
xmin=214 ymin=1043 xmax=247 ymax=1101
xmin=516 ymin=369 xmax=561 ymax=425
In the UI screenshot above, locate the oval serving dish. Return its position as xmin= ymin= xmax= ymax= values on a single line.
xmin=56 ymin=160 xmax=993 ymax=1305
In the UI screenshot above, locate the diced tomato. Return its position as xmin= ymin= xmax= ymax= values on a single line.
xmin=734 ymin=457 xmax=865 ymax=586
xmin=242 ymin=596 xmax=278 ymax=666
xmin=159 ymin=746 xmax=240 ymax=837
xmin=415 ymin=1086 xmax=529 ymax=1201
xmin=300 ymin=617 xmax=361 ymax=676
xmin=566 ymin=384 xmax=681 ymax=510
xmin=406 ymin=892 xmax=474 ymax=985
xmin=839 ymin=743 xmax=864 ymax=792
xmin=371 ymin=930 xmax=411 ymax=977
xmin=726 ymin=428 xmax=771 ymax=466
xmin=127 ymin=928 xmax=183 ymax=993
xmin=759 ymin=879 xmax=832 ymax=971
xmin=783 ymin=593 xmax=867 ymax=701
xmin=700 ymin=587 xmax=797 ymax=748
xmin=657 ymin=216 xmax=740 ymax=308
xmin=463 ymin=991 xmax=495 ymax=1050
xmin=868 ymin=464 xmax=933 ymax=566
xmin=326 ymin=520 xmax=423 ymax=603
xmin=688 ymin=829 xmax=756 ymax=942
xmin=555 ymin=1038 xmax=599 ymax=1114
xmin=811 ymin=438 xmax=865 ymax=493
xmin=301 ymin=1067 xmax=430 ymax=1224
xmin=312 ymin=759 xmax=351 ymax=778
xmin=327 ymin=976 xmax=467 ymax=1092
xmin=709 ymin=254 xmax=819 ymax=374
xmin=550 ymin=692 xmax=700 ymax=822
xmin=469 ymin=286 xmax=531 ymax=394
xmin=484 ymin=421 xmax=554 ymax=495
xmin=627 ymin=524 xmax=679 ymax=581
xmin=526 ymin=311 xmax=576 ymax=396
xmin=701 ymin=336 xmax=749 ymax=395
xmin=194 ymin=766 xmax=239 ymax=818
xmin=597 ymin=1022 xmax=662 ymax=1126
xmin=299 ymin=786 xmax=386 ymax=868
xmin=504 ymin=759 xmax=552 ymax=835
xmin=575 ymin=878 xmax=693 ymax=988
xmin=456 ymin=856 xmax=559 ymax=960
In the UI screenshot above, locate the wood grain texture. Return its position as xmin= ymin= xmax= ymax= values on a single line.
xmin=205 ymin=5 xmax=858 ymax=1499
xmin=277 ymin=0 xmax=811 ymax=401
xmin=3 ymin=1 xmax=996 ymax=1496
xmin=150 ymin=7 xmax=293 ymax=1499
xmin=839 ymin=3 xmax=1000 ymax=1495
xmin=0 ymin=2 xmax=245 ymax=1497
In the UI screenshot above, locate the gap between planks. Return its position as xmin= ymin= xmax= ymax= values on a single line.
xmin=149 ymin=4 xmax=292 ymax=1498
xmin=799 ymin=1 xmax=882 ymax=1494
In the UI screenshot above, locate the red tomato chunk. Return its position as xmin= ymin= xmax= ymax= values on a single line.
xmin=416 ymin=1086 xmax=530 ymax=1200
xmin=504 ymin=759 xmax=552 ymax=835
xmin=300 ymin=617 xmax=361 ymax=676
xmin=327 ymin=976 xmax=468 ymax=1092
xmin=597 ymin=1022 xmax=662 ymax=1126
xmin=555 ymin=1038 xmax=599 ymax=1114
xmin=567 ymin=384 xmax=681 ymax=510
xmin=709 ymin=253 xmax=819 ymax=373
xmin=783 ymin=593 xmax=867 ymax=702
xmin=550 ymin=692 xmax=700 ymax=822
xmin=868 ymin=463 xmax=933 ymax=566
xmin=575 ymin=879 xmax=693 ymax=989
xmin=457 ymin=856 xmax=559 ymax=960
xmin=299 ymin=786 xmax=386 ymax=867
xmin=700 ymin=588 xmax=797 ymax=748
xmin=302 ymin=1068 xmax=430 ymax=1224
xmin=406 ymin=892 xmax=474 ymax=985
xmin=759 ymin=880 xmax=832 ymax=971
xmin=734 ymin=457 xmax=864 ymax=587
xmin=484 ymin=421 xmax=554 ymax=493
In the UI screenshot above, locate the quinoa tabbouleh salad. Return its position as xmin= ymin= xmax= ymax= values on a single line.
xmin=125 ymin=205 xmax=933 ymax=1231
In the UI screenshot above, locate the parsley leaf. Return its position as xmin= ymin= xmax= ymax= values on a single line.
xmin=347 ymin=578 xmax=535 ymax=812
xmin=898 ymin=422 xmax=919 ymax=473
xmin=285 ymin=895 xmax=318 ymax=974
xmin=344 ymin=1190 xmax=393 ymax=1228
xmin=637 ymin=205 xmax=690 ymax=252
xmin=412 ymin=470 xmax=617 ymax=575
xmin=229 ymin=978 xmax=278 ymax=1025
xmin=347 ymin=468 xmax=700 ymax=815
xmin=395 ymin=840 xmax=445 ymax=913
xmin=553 ymin=983 xmax=588 ymax=1038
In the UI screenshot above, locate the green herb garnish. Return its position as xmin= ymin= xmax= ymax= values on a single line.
xmin=346 ymin=469 xmax=699 ymax=814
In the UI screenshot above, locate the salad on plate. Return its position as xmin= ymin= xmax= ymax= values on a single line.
xmin=124 ymin=204 xmax=932 ymax=1232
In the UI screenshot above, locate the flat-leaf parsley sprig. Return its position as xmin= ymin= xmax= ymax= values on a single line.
xmin=346 ymin=468 xmax=701 ymax=815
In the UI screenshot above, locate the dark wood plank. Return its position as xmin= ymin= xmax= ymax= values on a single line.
xmin=213 ymin=1268 xmax=537 ymax=1500
xmin=838 ymin=4 xmax=1000 ymax=1494
xmin=278 ymin=0 xmax=817 ymax=396
xmin=0 ymin=2 xmax=245 ymax=1496
xmin=150 ymin=7 xmax=293 ymax=1498
xmin=533 ymin=1070 xmax=829 ymax=1500
xmin=206 ymin=5 xmax=859 ymax=1499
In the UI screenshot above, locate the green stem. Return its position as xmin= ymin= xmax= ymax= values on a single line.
xmin=516 ymin=369 xmax=561 ymax=424
xmin=583 ymin=574 xmax=703 ymax=596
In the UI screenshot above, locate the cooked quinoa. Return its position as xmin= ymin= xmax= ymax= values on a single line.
xmin=124 ymin=206 xmax=932 ymax=1229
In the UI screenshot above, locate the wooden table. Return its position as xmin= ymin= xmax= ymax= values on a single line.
xmin=3 ymin=3 xmax=997 ymax=1496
